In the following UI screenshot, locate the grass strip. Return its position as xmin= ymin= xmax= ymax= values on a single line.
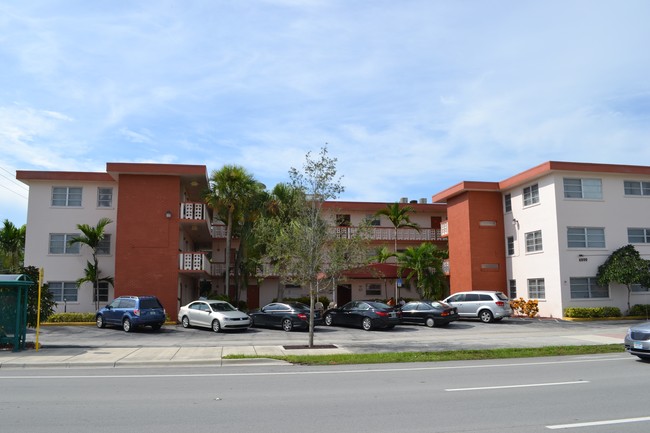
xmin=223 ymin=344 xmax=624 ymax=365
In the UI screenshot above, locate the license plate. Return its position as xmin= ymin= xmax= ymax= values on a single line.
xmin=634 ymin=342 xmax=644 ymax=349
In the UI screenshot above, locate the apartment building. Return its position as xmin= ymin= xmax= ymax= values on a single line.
xmin=432 ymin=161 xmax=650 ymax=318
xmin=17 ymin=163 xmax=447 ymax=320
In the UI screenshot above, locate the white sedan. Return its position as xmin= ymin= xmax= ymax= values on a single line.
xmin=178 ymin=300 xmax=251 ymax=332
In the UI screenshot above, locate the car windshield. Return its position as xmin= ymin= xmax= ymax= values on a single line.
xmin=139 ymin=298 xmax=163 ymax=309
xmin=366 ymin=301 xmax=390 ymax=309
xmin=427 ymin=301 xmax=445 ymax=308
xmin=288 ymin=302 xmax=310 ymax=311
xmin=210 ymin=302 xmax=236 ymax=312
xmin=495 ymin=293 xmax=509 ymax=301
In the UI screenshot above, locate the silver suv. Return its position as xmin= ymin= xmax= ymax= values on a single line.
xmin=443 ymin=291 xmax=512 ymax=323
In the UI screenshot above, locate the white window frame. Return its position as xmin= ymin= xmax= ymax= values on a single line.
xmin=49 ymin=281 xmax=78 ymax=302
xmin=51 ymin=186 xmax=82 ymax=207
xmin=523 ymin=184 xmax=539 ymax=207
xmin=525 ymin=230 xmax=543 ymax=253
xmin=97 ymin=187 xmax=113 ymax=208
xmin=506 ymin=236 xmax=515 ymax=256
xmin=624 ymin=180 xmax=650 ymax=196
xmin=96 ymin=234 xmax=111 ymax=255
xmin=528 ymin=278 xmax=545 ymax=299
xmin=509 ymin=279 xmax=517 ymax=299
xmin=49 ymin=233 xmax=81 ymax=254
xmin=563 ymin=178 xmax=602 ymax=199
xmin=504 ymin=193 xmax=512 ymax=213
xmin=628 ymin=228 xmax=650 ymax=244
xmin=567 ymin=227 xmax=606 ymax=248
xmin=570 ymin=277 xmax=609 ymax=299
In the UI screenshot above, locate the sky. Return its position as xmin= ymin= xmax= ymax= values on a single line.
xmin=2 ymin=0 xmax=650 ymax=226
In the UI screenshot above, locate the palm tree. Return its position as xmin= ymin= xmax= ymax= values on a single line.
xmin=76 ymin=262 xmax=114 ymax=304
xmin=0 ymin=219 xmax=26 ymax=273
xmin=398 ymin=243 xmax=448 ymax=300
xmin=68 ymin=217 xmax=113 ymax=309
xmin=374 ymin=203 xmax=420 ymax=298
xmin=205 ymin=165 xmax=260 ymax=297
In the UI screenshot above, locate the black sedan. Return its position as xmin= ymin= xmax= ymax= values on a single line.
xmin=249 ymin=302 xmax=321 ymax=332
xmin=324 ymin=300 xmax=399 ymax=331
xmin=399 ymin=300 xmax=459 ymax=327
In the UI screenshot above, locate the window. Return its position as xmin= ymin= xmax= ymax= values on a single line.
xmin=570 ymin=277 xmax=608 ymax=299
xmin=49 ymin=234 xmax=81 ymax=254
xmin=528 ymin=278 xmax=545 ymax=299
xmin=509 ymin=279 xmax=517 ymax=299
xmin=628 ymin=228 xmax=650 ymax=244
xmin=506 ymin=236 xmax=515 ymax=256
xmin=523 ymin=184 xmax=539 ymax=206
xmin=95 ymin=281 xmax=110 ymax=303
xmin=52 ymin=187 xmax=82 ymax=206
xmin=631 ymin=283 xmax=650 ymax=293
xmin=366 ymin=284 xmax=381 ymax=296
xmin=504 ymin=193 xmax=512 ymax=213
xmin=567 ymin=227 xmax=605 ymax=248
xmin=525 ymin=230 xmax=543 ymax=252
xmin=365 ymin=214 xmax=381 ymax=226
xmin=49 ymin=282 xmax=78 ymax=302
xmin=563 ymin=178 xmax=602 ymax=199
xmin=97 ymin=234 xmax=111 ymax=255
xmin=624 ymin=180 xmax=650 ymax=196
xmin=97 ymin=187 xmax=113 ymax=207
xmin=336 ymin=214 xmax=351 ymax=226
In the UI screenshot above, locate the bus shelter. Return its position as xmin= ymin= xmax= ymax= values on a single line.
xmin=0 ymin=274 xmax=33 ymax=352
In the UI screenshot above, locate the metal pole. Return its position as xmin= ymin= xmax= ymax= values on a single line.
xmin=35 ymin=268 xmax=43 ymax=351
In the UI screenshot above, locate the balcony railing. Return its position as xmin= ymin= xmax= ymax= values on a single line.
xmin=180 ymin=202 xmax=208 ymax=221
xmin=179 ymin=252 xmax=211 ymax=274
xmin=440 ymin=220 xmax=448 ymax=237
xmin=333 ymin=227 xmax=444 ymax=241
xmin=442 ymin=259 xmax=450 ymax=275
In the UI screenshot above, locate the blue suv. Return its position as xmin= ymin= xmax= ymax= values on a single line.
xmin=96 ymin=295 xmax=166 ymax=332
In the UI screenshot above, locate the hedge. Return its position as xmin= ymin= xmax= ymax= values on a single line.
xmin=563 ymin=307 xmax=622 ymax=318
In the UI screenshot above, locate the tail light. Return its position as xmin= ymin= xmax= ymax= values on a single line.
xmin=133 ymin=309 xmax=140 ymax=316
xmin=441 ymin=311 xmax=450 ymax=316
xmin=375 ymin=311 xmax=389 ymax=317
xmin=297 ymin=313 xmax=307 ymax=321
xmin=496 ymin=301 xmax=505 ymax=307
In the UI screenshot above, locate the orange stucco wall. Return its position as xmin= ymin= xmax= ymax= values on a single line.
xmin=114 ymin=174 xmax=181 ymax=320
xmin=447 ymin=190 xmax=507 ymax=295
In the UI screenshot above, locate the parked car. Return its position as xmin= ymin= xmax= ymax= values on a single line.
xmin=442 ymin=291 xmax=512 ymax=323
xmin=249 ymin=302 xmax=321 ymax=331
xmin=324 ymin=300 xmax=400 ymax=331
xmin=178 ymin=300 xmax=251 ymax=332
xmin=624 ymin=321 xmax=650 ymax=361
xmin=96 ymin=295 xmax=166 ymax=332
xmin=400 ymin=300 xmax=459 ymax=327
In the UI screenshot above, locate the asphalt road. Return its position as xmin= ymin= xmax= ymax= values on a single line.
xmin=31 ymin=317 xmax=632 ymax=353
xmin=1 ymin=353 xmax=647 ymax=433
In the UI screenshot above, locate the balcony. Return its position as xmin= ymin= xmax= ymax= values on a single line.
xmin=441 ymin=220 xmax=448 ymax=237
xmin=179 ymin=252 xmax=212 ymax=275
xmin=442 ymin=259 xmax=450 ymax=275
xmin=333 ymin=227 xmax=444 ymax=241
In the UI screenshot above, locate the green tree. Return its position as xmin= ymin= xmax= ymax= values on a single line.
xmin=397 ymin=242 xmax=448 ymax=300
xmin=0 ymin=220 xmax=26 ymax=273
xmin=597 ymin=244 xmax=650 ymax=313
xmin=21 ymin=265 xmax=56 ymax=327
xmin=76 ymin=261 xmax=115 ymax=304
xmin=374 ymin=203 xmax=420 ymax=299
xmin=205 ymin=165 xmax=260 ymax=297
xmin=68 ymin=217 xmax=113 ymax=310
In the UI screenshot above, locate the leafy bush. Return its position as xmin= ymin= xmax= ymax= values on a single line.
xmin=509 ymin=298 xmax=539 ymax=317
xmin=628 ymin=304 xmax=650 ymax=317
xmin=46 ymin=312 xmax=95 ymax=323
xmin=564 ymin=307 xmax=622 ymax=318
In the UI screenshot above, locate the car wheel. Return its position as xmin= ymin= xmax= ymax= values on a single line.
xmin=282 ymin=318 xmax=293 ymax=332
xmin=362 ymin=317 xmax=373 ymax=331
xmin=425 ymin=317 xmax=436 ymax=328
xmin=324 ymin=313 xmax=333 ymax=326
xmin=151 ymin=324 xmax=162 ymax=331
xmin=212 ymin=319 xmax=221 ymax=333
xmin=122 ymin=318 xmax=133 ymax=332
xmin=181 ymin=316 xmax=190 ymax=328
xmin=479 ymin=310 xmax=494 ymax=323
xmin=96 ymin=315 xmax=105 ymax=329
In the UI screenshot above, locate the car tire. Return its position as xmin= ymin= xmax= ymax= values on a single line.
xmin=479 ymin=310 xmax=494 ymax=323
xmin=425 ymin=317 xmax=436 ymax=328
xmin=122 ymin=318 xmax=133 ymax=332
xmin=96 ymin=315 xmax=105 ymax=329
xmin=282 ymin=318 xmax=293 ymax=332
xmin=324 ymin=313 xmax=333 ymax=326
xmin=151 ymin=324 xmax=162 ymax=331
xmin=362 ymin=317 xmax=373 ymax=331
xmin=212 ymin=319 xmax=221 ymax=333
xmin=181 ymin=316 xmax=190 ymax=328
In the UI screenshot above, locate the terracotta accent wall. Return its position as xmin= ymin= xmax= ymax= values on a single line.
xmin=114 ymin=174 xmax=180 ymax=320
xmin=447 ymin=190 xmax=507 ymax=294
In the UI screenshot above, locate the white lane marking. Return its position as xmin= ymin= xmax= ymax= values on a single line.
xmin=446 ymin=380 xmax=588 ymax=392
xmin=547 ymin=416 xmax=650 ymax=429
xmin=0 ymin=354 xmax=627 ymax=380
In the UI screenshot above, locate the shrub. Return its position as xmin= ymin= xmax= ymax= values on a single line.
xmin=628 ymin=304 xmax=650 ymax=317
xmin=45 ymin=312 xmax=96 ymax=323
xmin=563 ymin=307 xmax=622 ymax=318
xmin=509 ymin=297 xmax=539 ymax=318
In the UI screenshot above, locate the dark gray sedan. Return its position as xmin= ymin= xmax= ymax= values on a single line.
xmin=324 ymin=300 xmax=399 ymax=331
xmin=249 ymin=302 xmax=321 ymax=331
xmin=400 ymin=300 xmax=459 ymax=327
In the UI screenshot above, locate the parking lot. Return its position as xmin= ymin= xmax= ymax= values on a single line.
xmin=31 ymin=317 xmax=631 ymax=354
